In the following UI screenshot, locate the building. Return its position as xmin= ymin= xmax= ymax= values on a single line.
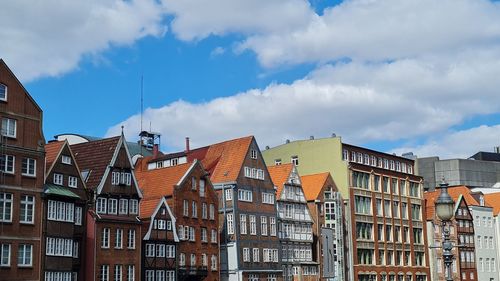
xmin=139 ymin=197 xmax=178 ymax=281
xmin=301 ymin=172 xmax=345 ymax=281
xmin=267 ymin=164 xmax=318 ymax=281
xmin=70 ymin=134 xmax=143 ymax=281
xmin=0 ymin=59 xmax=46 ymax=281
xmin=263 ymin=136 xmax=430 ymax=281
xmin=483 ymin=192 xmax=500 ymax=278
xmin=42 ymin=140 xmax=89 ymax=281
xmin=425 ymin=186 xmax=479 ymax=281
xmin=136 ymin=159 xmax=219 ymax=281
xmin=147 ymin=136 xmax=282 ymax=281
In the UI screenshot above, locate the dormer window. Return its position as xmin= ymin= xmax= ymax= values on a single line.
xmin=275 ymin=159 xmax=281 ymax=165
xmin=0 ymin=84 xmax=6 ymax=101
xmin=291 ymin=156 xmax=299 ymax=166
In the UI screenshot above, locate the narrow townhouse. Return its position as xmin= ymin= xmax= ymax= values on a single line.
xmin=139 ymin=197 xmax=178 ymax=281
xmin=42 ymin=140 xmax=89 ymax=281
xmin=478 ymin=192 xmax=500 ymax=280
xmin=267 ymin=164 xmax=318 ymax=281
xmin=146 ymin=136 xmax=283 ymax=281
xmin=0 ymin=59 xmax=46 ymax=281
xmin=300 ymin=172 xmax=345 ymax=281
xmin=71 ymin=134 xmax=143 ymax=281
xmin=425 ymin=186 xmax=479 ymax=281
xmin=135 ymin=159 xmax=219 ymax=281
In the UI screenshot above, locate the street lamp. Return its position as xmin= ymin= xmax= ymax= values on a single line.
xmin=435 ymin=180 xmax=455 ymax=281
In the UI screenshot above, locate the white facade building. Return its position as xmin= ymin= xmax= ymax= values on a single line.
xmin=470 ymin=203 xmax=499 ymax=281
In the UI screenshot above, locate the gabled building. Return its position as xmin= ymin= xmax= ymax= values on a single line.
xmin=135 ymin=159 xmax=219 ymax=281
xmin=42 ymin=140 xmax=89 ymax=281
xmin=147 ymin=136 xmax=282 ymax=281
xmin=301 ymin=172 xmax=345 ymax=281
xmin=0 ymin=59 xmax=46 ymax=281
xmin=71 ymin=134 xmax=143 ymax=281
xmin=139 ymin=197 xmax=178 ymax=281
xmin=267 ymin=164 xmax=318 ymax=281
xmin=425 ymin=186 xmax=479 ymax=281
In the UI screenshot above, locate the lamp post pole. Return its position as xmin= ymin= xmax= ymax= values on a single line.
xmin=435 ymin=180 xmax=455 ymax=281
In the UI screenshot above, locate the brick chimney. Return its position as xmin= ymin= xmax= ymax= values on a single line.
xmin=185 ymin=137 xmax=190 ymax=153
xmin=153 ymin=144 xmax=159 ymax=158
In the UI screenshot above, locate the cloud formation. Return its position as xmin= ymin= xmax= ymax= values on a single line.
xmin=0 ymin=0 xmax=167 ymax=81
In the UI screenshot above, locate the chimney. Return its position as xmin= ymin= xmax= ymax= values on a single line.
xmin=185 ymin=137 xmax=190 ymax=153
xmin=153 ymin=144 xmax=159 ymax=158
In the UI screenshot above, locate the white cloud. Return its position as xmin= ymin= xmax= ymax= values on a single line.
xmin=107 ymin=50 xmax=500 ymax=153
xmin=210 ymin=46 xmax=226 ymax=58
xmin=0 ymin=0 xmax=167 ymax=81
xmin=238 ymin=0 xmax=500 ymax=67
xmin=392 ymin=125 xmax=500 ymax=159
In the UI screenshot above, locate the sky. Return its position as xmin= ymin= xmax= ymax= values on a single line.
xmin=2 ymin=0 xmax=500 ymax=159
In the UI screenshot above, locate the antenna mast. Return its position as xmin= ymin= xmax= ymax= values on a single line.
xmin=140 ymin=74 xmax=144 ymax=132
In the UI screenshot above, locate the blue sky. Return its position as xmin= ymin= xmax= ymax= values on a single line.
xmin=3 ymin=0 xmax=500 ymax=158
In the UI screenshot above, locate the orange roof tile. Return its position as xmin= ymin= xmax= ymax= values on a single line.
xmin=45 ymin=141 xmax=65 ymax=174
xmin=139 ymin=198 xmax=163 ymax=219
xmin=135 ymin=161 xmax=193 ymax=200
xmin=484 ymin=192 xmax=500 ymax=215
xmin=267 ymin=163 xmax=294 ymax=197
xmin=424 ymin=185 xmax=483 ymax=220
xmin=187 ymin=136 xmax=253 ymax=183
xmin=301 ymin=172 xmax=330 ymax=201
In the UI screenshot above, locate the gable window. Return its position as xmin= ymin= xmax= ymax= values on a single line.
xmin=53 ymin=173 xmax=63 ymax=185
xmin=97 ymin=198 xmax=107 ymax=214
xmin=250 ymin=149 xmax=258 ymax=159
xmin=119 ymin=199 xmax=128 ymax=215
xmin=21 ymin=158 xmax=36 ymax=177
xmin=0 ymin=193 xmax=13 ymax=222
xmin=108 ymin=199 xmax=118 ymax=215
xmin=183 ymin=200 xmax=189 ymax=216
xmin=238 ymin=190 xmax=253 ymax=202
xmin=68 ymin=176 xmax=78 ymax=188
xmin=129 ymin=199 xmax=138 ymax=215
xmin=200 ymin=179 xmax=205 ymax=197
xmin=0 ymin=155 xmax=15 ymax=174
xmin=0 ymin=84 xmax=7 ymax=101
xmin=191 ymin=176 xmax=197 ymax=190
xmin=20 ymin=195 xmax=34 ymax=224
xmin=291 ymin=156 xmax=299 ymax=166
xmin=1 ymin=118 xmax=16 ymax=138
xmin=61 ymin=155 xmax=72 ymax=165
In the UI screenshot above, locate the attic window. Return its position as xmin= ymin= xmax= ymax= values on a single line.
xmin=0 ymin=84 xmax=6 ymax=101
xmin=250 ymin=149 xmax=257 ymax=159
xmin=61 ymin=155 xmax=72 ymax=165
xmin=291 ymin=156 xmax=299 ymax=166
xmin=275 ymin=159 xmax=281 ymax=165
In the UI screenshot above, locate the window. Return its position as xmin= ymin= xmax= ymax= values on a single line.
xmin=192 ymin=201 xmax=197 ymax=218
xmin=1 ymin=244 xmax=11 ymax=266
xmin=21 ymin=158 xmax=36 ymax=177
xmin=201 ymin=228 xmax=208 ymax=242
xmin=127 ymin=265 xmax=135 ymax=281
xmin=115 ymin=229 xmax=123 ymax=249
xmin=129 ymin=199 xmax=138 ymax=215
xmin=253 ymin=248 xmax=260 ymax=262
xmin=270 ymin=217 xmax=276 ymax=236
xmin=191 ymin=176 xmax=197 ymax=190
xmin=114 ymin=265 xmax=122 ymax=281
xmin=146 ymin=270 xmax=154 ymax=281
xmin=211 ymin=229 xmax=217 ymax=243
xmin=0 ymin=84 xmax=6 ymax=101
xmin=127 ymin=229 xmax=136 ymax=249
xmin=108 ymin=199 xmax=118 ymax=215
xmin=200 ymin=179 xmax=205 ymax=197
xmin=202 ymin=253 xmax=208 ymax=267
xmin=0 ymin=193 xmax=13 ymax=222
xmin=100 ymin=265 xmax=109 ymax=281
xmin=275 ymin=159 xmax=282 ymax=165
xmin=209 ymin=204 xmax=215 ymax=220
xmin=250 ymin=215 xmax=257 ymax=235
xmin=17 ymin=244 xmax=32 ymax=266
xmin=0 ymin=155 xmax=14 ymax=174
xmin=73 ymin=241 xmax=79 ymax=258
xmin=97 ymin=198 xmax=107 ymax=214
xmin=60 ymin=155 xmax=72 ymax=165
xmin=1 ymin=118 xmax=16 ymax=138
xmin=227 ymin=213 xmax=234 ymax=234
xmin=156 ymin=244 xmax=165 ymax=257
xmin=251 ymin=149 xmax=258 ymax=159
xmin=291 ymin=156 xmax=299 ymax=166
xmin=179 ymin=253 xmax=186 ymax=266
xmin=238 ymin=189 xmax=253 ymax=202
xmin=190 ymin=254 xmax=196 ymax=266
xmin=343 ymin=149 xmax=349 ymax=161
xmin=225 ymin=189 xmax=232 ymax=201
xmin=119 ymin=199 xmax=128 ymax=215
xmin=262 ymin=192 xmax=275 ymax=204
xmin=68 ymin=176 xmax=78 ymax=188
xmin=102 ymin=228 xmax=110 ymax=248
xmin=261 ymin=216 xmax=268 ymax=236
xmin=211 ymin=255 xmax=217 ymax=271
xmin=240 ymin=214 xmax=247 ymax=234
xmin=20 ymin=195 xmax=34 ymax=223
xmin=243 ymin=248 xmax=250 ymax=262
xmin=145 ymin=244 xmax=155 ymax=257
xmin=183 ymin=200 xmax=189 ymax=216
xmin=47 ymin=200 xmax=74 ymax=222
xmin=54 ymin=173 xmax=63 ymax=185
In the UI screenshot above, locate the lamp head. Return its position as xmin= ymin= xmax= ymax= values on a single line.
xmin=435 ymin=180 xmax=455 ymax=221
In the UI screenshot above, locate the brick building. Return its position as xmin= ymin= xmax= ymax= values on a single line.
xmin=136 ymin=158 xmax=219 ymax=281
xmin=42 ymin=140 xmax=89 ymax=281
xmin=0 ymin=59 xmax=46 ymax=281
xmin=267 ymin=164 xmax=318 ymax=281
xmin=301 ymin=172 xmax=345 ymax=281
xmin=71 ymin=134 xmax=143 ymax=281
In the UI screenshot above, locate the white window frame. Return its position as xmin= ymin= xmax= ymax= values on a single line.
xmin=0 ymin=193 xmax=12 ymax=222
xmin=119 ymin=199 xmax=128 ymax=215
xmin=1 ymin=243 xmax=11 ymax=266
xmin=225 ymin=189 xmax=232 ymax=201
xmin=209 ymin=204 xmax=215 ymax=220
xmin=97 ymin=197 xmax=107 ymax=214
xmin=240 ymin=214 xmax=247 ymax=234
xmin=68 ymin=176 xmax=78 ymax=188
xmin=115 ymin=229 xmax=123 ymax=249
xmin=1 ymin=118 xmax=16 ymax=138
xmin=129 ymin=199 xmax=138 ymax=215
xmin=61 ymin=155 xmax=72 ymax=165
xmin=249 ymin=215 xmax=256 ymax=235
xmin=100 ymin=265 xmax=109 ymax=281
xmin=114 ymin=265 xmax=123 ymax=281
xmin=53 ymin=173 xmax=63 ymax=185
xmin=17 ymin=244 xmax=32 ymax=267
xmin=0 ymin=155 xmax=14 ymax=174
xmin=0 ymin=84 xmax=7 ymax=102
xmin=108 ymin=199 xmax=118 ymax=215
xmin=227 ymin=213 xmax=234 ymax=235
xmin=127 ymin=265 xmax=135 ymax=281
xmin=102 ymin=228 xmax=110 ymax=248
xmin=21 ymin=158 xmax=36 ymax=177
xmin=20 ymin=195 xmax=35 ymax=224
xmin=127 ymin=229 xmax=136 ymax=249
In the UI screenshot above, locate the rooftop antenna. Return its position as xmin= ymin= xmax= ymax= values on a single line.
xmin=140 ymin=74 xmax=144 ymax=133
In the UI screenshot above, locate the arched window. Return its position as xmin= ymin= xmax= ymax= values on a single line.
xmin=0 ymin=84 xmax=6 ymax=101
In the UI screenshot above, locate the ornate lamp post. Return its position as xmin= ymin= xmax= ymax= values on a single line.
xmin=435 ymin=181 xmax=455 ymax=281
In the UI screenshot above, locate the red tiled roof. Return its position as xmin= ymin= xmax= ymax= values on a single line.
xmin=484 ymin=192 xmax=500 ymax=215
xmin=45 ymin=141 xmax=65 ymax=174
xmin=301 ymin=172 xmax=330 ymax=201
xmin=135 ymin=160 xmax=192 ymax=200
xmin=71 ymin=136 xmax=121 ymax=189
xmin=267 ymin=163 xmax=294 ymax=197
xmin=187 ymin=136 xmax=253 ymax=183
xmin=424 ymin=185 xmax=482 ymax=220
xmin=140 ymin=198 xmax=163 ymax=219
